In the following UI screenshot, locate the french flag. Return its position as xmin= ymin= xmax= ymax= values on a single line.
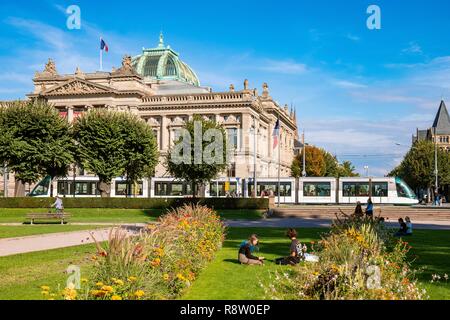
xmin=272 ymin=118 xmax=280 ymax=149
xmin=100 ymin=38 xmax=109 ymax=52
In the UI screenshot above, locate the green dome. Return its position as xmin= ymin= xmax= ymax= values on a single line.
xmin=132 ymin=33 xmax=200 ymax=86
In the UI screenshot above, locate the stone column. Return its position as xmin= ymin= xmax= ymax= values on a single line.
xmin=161 ymin=115 xmax=169 ymax=151
xmin=67 ymin=106 xmax=74 ymax=123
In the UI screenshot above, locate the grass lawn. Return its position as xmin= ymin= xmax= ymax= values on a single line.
xmin=0 ymin=208 xmax=263 ymax=224
xmin=183 ymin=227 xmax=450 ymax=300
xmin=0 ymin=225 xmax=110 ymax=239
xmin=0 ymin=244 xmax=97 ymax=300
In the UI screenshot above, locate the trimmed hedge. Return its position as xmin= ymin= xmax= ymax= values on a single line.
xmin=0 ymin=197 xmax=269 ymax=210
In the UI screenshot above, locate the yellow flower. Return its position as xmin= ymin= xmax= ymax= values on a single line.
xmin=101 ymin=285 xmax=114 ymax=293
xmin=113 ymin=279 xmax=124 ymax=286
xmin=96 ymin=281 xmax=104 ymax=287
xmin=111 ymin=295 xmax=123 ymax=300
xmin=154 ymin=247 xmax=165 ymax=257
xmin=41 ymin=291 xmax=49 ymax=296
xmin=134 ymin=290 xmax=145 ymax=298
xmin=127 ymin=276 xmax=137 ymax=282
xmin=62 ymin=287 xmax=77 ymax=300
xmin=90 ymin=290 xmax=106 ymax=298
xmin=177 ymin=273 xmax=187 ymax=281
xmin=81 ymin=278 xmax=88 ymax=283
xmin=150 ymin=258 xmax=161 ymax=267
xmin=40 ymin=285 xmax=50 ymax=291
xmin=163 ymin=274 xmax=170 ymax=281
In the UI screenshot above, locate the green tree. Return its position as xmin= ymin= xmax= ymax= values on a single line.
xmin=122 ymin=115 xmax=159 ymax=196
xmin=322 ymin=150 xmax=339 ymax=177
xmin=338 ymin=160 xmax=359 ymax=177
xmin=0 ymin=100 xmax=74 ymax=196
xmin=390 ymin=140 xmax=450 ymax=193
xmin=73 ymin=110 xmax=158 ymax=197
xmin=166 ymin=115 xmax=228 ymax=197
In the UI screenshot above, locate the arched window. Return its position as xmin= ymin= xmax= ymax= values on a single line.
xmin=143 ymin=56 xmax=160 ymax=77
xmin=164 ymin=57 xmax=177 ymax=76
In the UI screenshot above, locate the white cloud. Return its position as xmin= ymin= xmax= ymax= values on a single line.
xmin=332 ymin=80 xmax=367 ymax=89
xmin=260 ymin=59 xmax=308 ymax=75
xmin=402 ymin=41 xmax=423 ymax=55
xmin=346 ymin=34 xmax=360 ymax=42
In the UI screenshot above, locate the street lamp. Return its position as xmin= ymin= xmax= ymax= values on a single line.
xmin=364 ymin=165 xmax=369 ymax=177
xmin=2 ymin=163 xmax=7 ymax=198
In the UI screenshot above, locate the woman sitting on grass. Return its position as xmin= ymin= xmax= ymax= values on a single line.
xmin=238 ymin=234 xmax=265 ymax=265
xmin=405 ymin=216 xmax=413 ymax=236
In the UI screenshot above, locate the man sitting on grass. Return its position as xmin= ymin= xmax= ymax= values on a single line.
xmin=275 ymin=228 xmax=319 ymax=265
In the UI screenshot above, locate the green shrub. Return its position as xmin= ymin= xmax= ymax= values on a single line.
xmin=42 ymin=204 xmax=226 ymax=300
xmin=265 ymin=215 xmax=427 ymax=300
xmin=0 ymin=197 xmax=268 ymax=210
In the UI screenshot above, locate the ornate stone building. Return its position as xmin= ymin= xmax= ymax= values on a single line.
xmin=1 ymin=36 xmax=298 ymax=196
xmin=413 ymin=100 xmax=450 ymax=151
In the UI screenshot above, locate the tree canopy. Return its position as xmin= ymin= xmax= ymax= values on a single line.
xmin=73 ymin=110 xmax=158 ymax=197
xmin=291 ymin=145 xmax=358 ymax=178
xmin=166 ymin=115 xmax=229 ymax=196
xmin=389 ymin=140 xmax=450 ymax=191
xmin=0 ymin=100 xmax=74 ymax=196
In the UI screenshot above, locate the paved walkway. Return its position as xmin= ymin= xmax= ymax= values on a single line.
xmin=224 ymin=218 xmax=450 ymax=230
xmin=0 ymin=226 xmax=140 ymax=257
xmin=1 ymin=218 xmax=449 ymax=257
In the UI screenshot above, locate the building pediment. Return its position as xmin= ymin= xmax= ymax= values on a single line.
xmin=42 ymin=79 xmax=115 ymax=96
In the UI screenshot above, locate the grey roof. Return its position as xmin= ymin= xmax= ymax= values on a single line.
xmin=417 ymin=129 xmax=428 ymax=141
xmin=294 ymin=139 xmax=304 ymax=149
xmin=152 ymin=80 xmax=210 ymax=95
xmin=432 ymin=100 xmax=450 ymax=135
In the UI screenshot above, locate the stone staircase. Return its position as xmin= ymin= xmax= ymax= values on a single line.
xmin=273 ymin=205 xmax=450 ymax=222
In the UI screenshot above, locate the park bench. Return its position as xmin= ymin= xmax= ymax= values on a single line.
xmin=26 ymin=212 xmax=71 ymax=225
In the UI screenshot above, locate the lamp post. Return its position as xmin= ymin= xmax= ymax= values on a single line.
xmin=302 ymin=130 xmax=306 ymax=177
xmin=433 ymin=128 xmax=439 ymax=193
xmin=251 ymin=116 xmax=257 ymax=198
xmin=364 ymin=165 xmax=369 ymax=177
xmin=2 ymin=164 xmax=7 ymax=198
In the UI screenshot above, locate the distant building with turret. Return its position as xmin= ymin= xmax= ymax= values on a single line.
xmin=413 ymin=100 xmax=450 ymax=152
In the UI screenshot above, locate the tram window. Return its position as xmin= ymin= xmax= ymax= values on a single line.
xmin=75 ymin=182 xmax=90 ymax=195
xmin=30 ymin=176 xmax=51 ymax=196
xmin=343 ymin=182 xmax=370 ymax=197
xmin=303 ymin=182 xmax=331 ymax=197
xmin=170 ymin=183 xmax=183 ymax=196
xmin=247 ymin=182 xmax=292 ymax=197
xmin=372 ymin=183 xmax=388 ymax=197
xmin=115 ymin=182 xmax=143 ymax=196
xmin=155 ymin=182 xmax=168 ymax=196
xmin=209 ymin=182 xmax=237 ymax=197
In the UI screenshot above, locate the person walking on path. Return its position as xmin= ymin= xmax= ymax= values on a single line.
xmin=51 ymin=196 xmax=64 ymax=214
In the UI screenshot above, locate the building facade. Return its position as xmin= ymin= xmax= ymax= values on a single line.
xmin=412 ymin=100 xmax=450 ymax=201
xmin=1 ymin=36 xmax=298 ymax=197
xmin=413 ymin=100 xmax=450 ymax=151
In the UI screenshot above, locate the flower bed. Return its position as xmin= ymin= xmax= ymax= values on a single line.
xmin=42 ymin=205 xmax=225 ymax=300
xmin=265 ymin=214 xmax=427 ymax=300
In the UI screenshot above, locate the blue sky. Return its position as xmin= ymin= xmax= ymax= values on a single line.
xmin=1 ymin=0 xmax=449 ymax=176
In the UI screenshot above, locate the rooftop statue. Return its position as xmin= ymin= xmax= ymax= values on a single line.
xmin=244 ymin=79 xmax=249 ymax=91
xmin=44 ymin=58 xmax=58 ymax=75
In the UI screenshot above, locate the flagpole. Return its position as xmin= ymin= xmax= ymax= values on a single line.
xmin=99 ymin=37 xmax=103 ymax=71
xmin=277 ymin=116 xmax=281 ymax=207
